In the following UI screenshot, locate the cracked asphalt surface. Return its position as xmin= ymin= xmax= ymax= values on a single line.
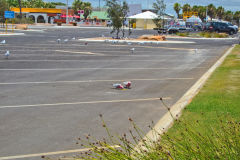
xmin=0 ymin=27 xmax=237 ymax=159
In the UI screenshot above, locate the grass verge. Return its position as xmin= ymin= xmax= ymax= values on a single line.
xmin=157 ymin=45 xmax=240 ymax=159
xmin=48 ymin=45 xmax=240 ymax=160
xmin=176 ymin=32 xmax=229 ymax=38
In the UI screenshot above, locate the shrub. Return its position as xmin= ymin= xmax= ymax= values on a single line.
xmin=9 ymin=18 xmax=34 ymax=24
xmin=57 ymin=22 xmax=62 ymax=26
xmin=176 ymin=32 xmax=189 ymax=37
xmin=198 ymin=32 xmax=228 ymax=38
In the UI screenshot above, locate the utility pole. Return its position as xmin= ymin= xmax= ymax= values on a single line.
xmin=147 ymin=0 xmax=149 ymax=10
xmin=206 ymin=6 xmax=208 ymax=22
xmin=66 ymin=0 xmax=69 ymax=24
xmin=99 ymin=0 xmax=101 ymax=11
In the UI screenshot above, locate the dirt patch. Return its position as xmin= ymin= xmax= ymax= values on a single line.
xmin=87 ymin=35 xmax=167 ymax=41
xmin=15 ymin=24 xmax=28 ymax=30
xmin=138 ymin=35 xmax=166 ymax=41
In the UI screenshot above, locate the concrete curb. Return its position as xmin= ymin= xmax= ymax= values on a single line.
xmin=15 ymin=29 xmax=44 ymax=32
xmin=166 ymin=36 xmax=238 ymax=40
xmin=143 ymin=44 xmax=235 ymax=142
xmin=0 ymin=33 xmax=24 ymax=36
xmin=78 ymin=39 xmax=195 ymax=44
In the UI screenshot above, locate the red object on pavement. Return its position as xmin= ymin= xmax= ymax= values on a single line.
xmin=117 ymin=85 xmax=124 ymax=89
xmin=123 ymin=81 xmax=131 ymax=89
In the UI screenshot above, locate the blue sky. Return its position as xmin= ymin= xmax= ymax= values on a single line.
xmin=46 ymin=0 xmax=240 ymax=15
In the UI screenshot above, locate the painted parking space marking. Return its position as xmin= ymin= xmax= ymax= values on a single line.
xmin=0 ymin=97 xmax=171 ymax=109
xmin=0 ymin=59 xmax=207 ymax=62
xmin=0 ymin=78 xmax=194 ymax=85
xmin=0 ymin=145 xmax=120 ymax=160
xmin=0 ymin=67 xmax=206 ymax=71
xmin=55 ymin=50 xmax=104 ymax=55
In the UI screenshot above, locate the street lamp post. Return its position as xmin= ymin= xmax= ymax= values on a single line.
xmin=99 ymin=0 xmax=101 ymax=11
xmin=66 ymin=0 xmax=69 ymax=24
xmin=206 ymin=6 xmax=208 ymax=22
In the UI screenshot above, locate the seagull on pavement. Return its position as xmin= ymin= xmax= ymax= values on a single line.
xmin=5 ymin=51 xmax=10 ymax=59
xmin=0 ymin=40 xmax=6 ymax=44
xmin=195 ymin=48 xmax=198 ymax=54
xmin=57 ymin=39 xmax=61 ymax=44
xmin=130 ymin=48 xmax=135 ymax=53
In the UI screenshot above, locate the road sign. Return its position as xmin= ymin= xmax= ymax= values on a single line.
xmin=4 ymin=11 xmax=15 ymax=19
xmin=78 ymin=10 xmax=84 ymax=14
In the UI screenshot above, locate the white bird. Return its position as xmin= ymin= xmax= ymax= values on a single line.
xmin=123 ymin=81 xmax=132 ymax=89
xmin=130 ymin=48 xmax=135 ymax=53
xmin=113 ymin=83 xmax=124 ymax=89
xmin=64 ymin=39 xmax=69 ymax=43
xmin=195 ymin=48 xmax=198 ymax=54
xmin=57 ymin=39 xmax=61 ymax=44
xmin=5 ymin=50 xmax=10 ymax=59
xmin=0 ymin=40 xmax=6 ymax=44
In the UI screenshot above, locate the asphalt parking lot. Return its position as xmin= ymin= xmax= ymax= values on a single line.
xmin=0 ymin=28 xmax=236 ymax=159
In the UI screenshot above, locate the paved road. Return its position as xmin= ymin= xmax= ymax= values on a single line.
xmin=0 ymin=28 xmax=237 ymax=159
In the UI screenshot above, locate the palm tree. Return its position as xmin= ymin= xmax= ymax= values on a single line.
xmin=234 ymin=11 xmax=240 ymax=26
xmin=72 ymin=0 xmax=83 ymax=14
xmin=173 ymin=3 xmax=181 ymax=18
xmin=191 ymin=5 xmax=199 ymax=12
xmin=207 ymin=4 xmax=216 ymax=20
xmin=182 ymin=4 xmax=191 ymax=13
xmin=198 ymin=6 xmax=207 ymax=22
xmin=72 ymin=0 xmax=92 ymax=19
xmin=216 ymin=6 xmax=224 ymax=20
xmin=17 ymin=0 xmax=22 ymax=19
xmin=82 ymin=2 xmax=92 ymax=20
xmin=224 ymin=10 xmax=233 ymax=22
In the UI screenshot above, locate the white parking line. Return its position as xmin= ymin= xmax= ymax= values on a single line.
xmin=0 ymin=67 xmax=206 ymax=71
xmin=0 ymin=78 xmax=194 ymax=85
xmin=55 ymin=50 xmax=104 ymax=55
xmin=0 ymin=59 xmax=202 ymax=62
xmin=0 ymin=146 xmax=120 ymax=160
xmin=0 ymin=97 xmax=171 ymax=109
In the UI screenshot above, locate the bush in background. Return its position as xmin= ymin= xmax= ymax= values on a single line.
xmin=9 ymin=18 xmax=34 ymax=24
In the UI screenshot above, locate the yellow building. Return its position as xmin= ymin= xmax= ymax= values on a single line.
xmin=11 ymin=8 xmax=64 ymax=23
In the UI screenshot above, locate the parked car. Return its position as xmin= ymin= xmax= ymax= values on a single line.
xmin=225 ymin=22 xmax=238 ymax=34
xmin=204 ymin=22 xmax=236 ymax=35
xmin=106 ymin=20 xmax=112 ymax=27
xmin=167 ymin=26 xmax=194 ymax=34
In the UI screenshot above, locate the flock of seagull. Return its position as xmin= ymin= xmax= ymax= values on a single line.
xmin=1 ymin=37 xmax=198 ymax=60
xmin=0 ymin=36 xmax=138 ymax=60
xmin=0 ymin=40 xmax=10 ymax=59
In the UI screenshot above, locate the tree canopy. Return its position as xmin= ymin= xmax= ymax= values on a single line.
xmin=174 ymin=3 xmax=240 ymax=24
xmin=173 ymin=3 xmax=181 ymax=18
xmin=105 ymin=0 xmax=129 ymax=39
xmin=153 ymin=0 xmax=166 ymax=29
xmin=72 ymin=0 xmax=92 ymax=19
xmin=6 ymin=0 xmax=66 ymax=8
